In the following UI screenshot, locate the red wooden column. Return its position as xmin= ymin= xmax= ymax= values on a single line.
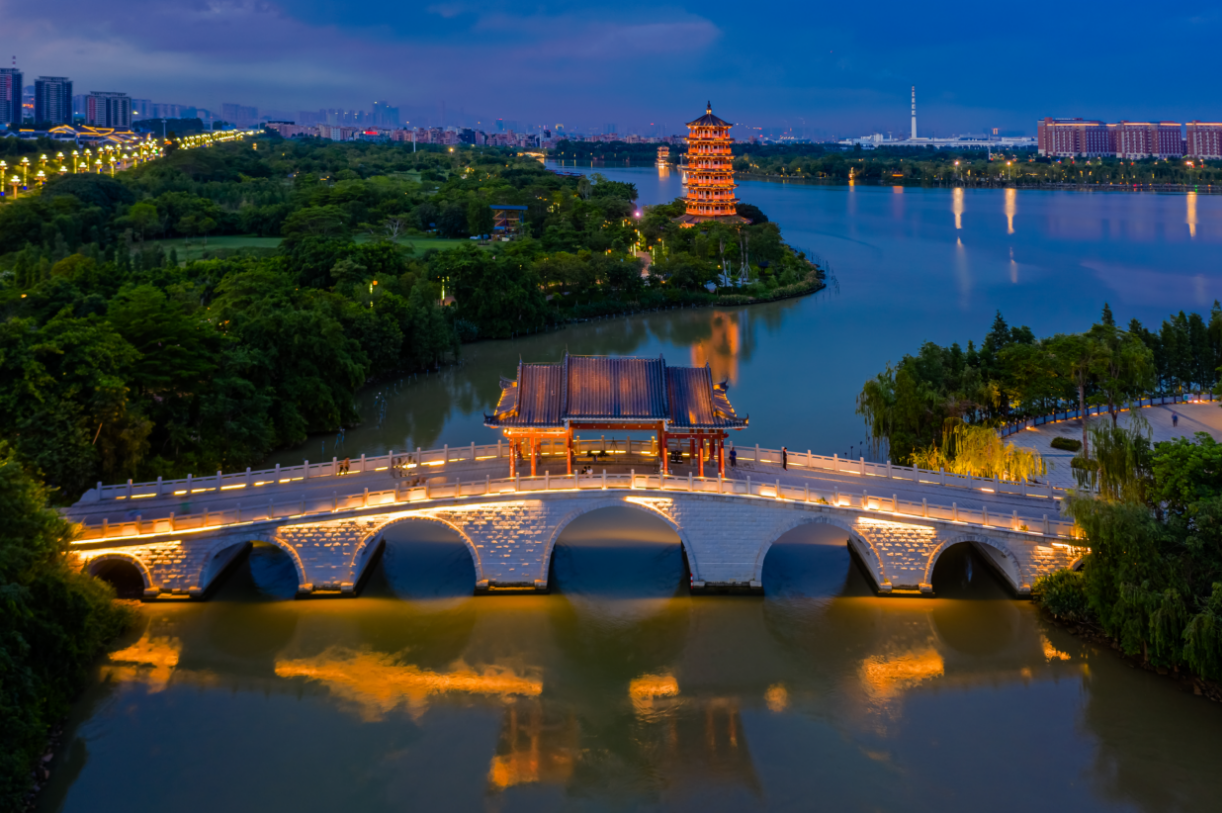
xmin=566 ymin=428 xmax=573 ymax=475
xmin=718 ymin=435 xmax=726 ymax=477
xmin=509 ymin=436 xmax=516 ymax=477
xmin=659 ymin=423 xmax=668 ymax=475
xmin=530 ymin=436 xmax=538 ymax=477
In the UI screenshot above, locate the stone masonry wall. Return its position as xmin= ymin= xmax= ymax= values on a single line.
xmin=73 ymin=491 xmax=1087 ymax=599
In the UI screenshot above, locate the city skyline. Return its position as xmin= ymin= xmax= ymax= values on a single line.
xmin=4 ymin=1 xmax=1219 ymax=136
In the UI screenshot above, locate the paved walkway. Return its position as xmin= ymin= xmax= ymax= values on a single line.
xmin=1005 ymin=402 xmax=1222 ymax=489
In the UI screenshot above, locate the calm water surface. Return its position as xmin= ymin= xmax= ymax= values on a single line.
xmin=46 ymin=173 xmax=1222 ymax=812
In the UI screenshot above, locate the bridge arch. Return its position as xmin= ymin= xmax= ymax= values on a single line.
xmin=923 ymin=532 xmax=1026 ymax=593
xmin=85 ymin=552 xmax=155 ymax=597
xmin=348 ymin=512 xmax=484 ymax=587
xmin=541 ymin=498 xmax=697 ymax=586
xmin=751 ymin=513 xmax=887 ymax=589
xmin=259 ymin=533 xmax=310 ymax=593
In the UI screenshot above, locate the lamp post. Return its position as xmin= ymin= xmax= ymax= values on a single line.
xmin=20 ymin=157 xmax=29 ymax=185
xmin=35 ymin=170 xmax=46 ymax=186
xmin=9 ymin=175 xmax=20 ymax=198
xmin=72 ymin=150 xmax=80 ymax=173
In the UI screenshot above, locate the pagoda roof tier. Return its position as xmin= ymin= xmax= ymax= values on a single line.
xmin=676 ymin=213 xmax=751 ymax=227
xmin=486 ymin=354 xmax=747 ymax=431
xmin=687 ymin=102 xmax=732 ymax=128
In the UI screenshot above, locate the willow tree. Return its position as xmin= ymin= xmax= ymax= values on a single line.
xmin=910 ymin=423 xmax=1046 ymax=482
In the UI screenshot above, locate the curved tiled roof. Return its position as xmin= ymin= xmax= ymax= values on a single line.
xmin=486 ymin=355 xmax=747 ymax=431
xmin=687 ymin=102 xmax=731 ymax=128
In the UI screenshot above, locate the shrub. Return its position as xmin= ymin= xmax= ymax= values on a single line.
xmin=1032 ymin=568 xmax=1092 ymax=622
xmin=1051 ymin=436 xmax=1082 ymax=452
xmin=0 ymin=445 xmax=132 ymax=807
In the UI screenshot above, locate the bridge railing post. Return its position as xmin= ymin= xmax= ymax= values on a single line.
xmin=1043 ymin=515 xmax=1050 ymax=535
xmin=275 ymin=463 xmax=281 ymax=482
xmin=922 ymin=498 xmax=928 ymax=517
xmin=359 ymin=454 xmax=366 ymax=473
xmin=470 ymin=441 xmax=475 ymax=462
xmin=833 ymin=453 xmax=838 ymax=472
xmin=127 ymin=478 xmax=133 ymax=499
xmin=156 ymin=475 xmax=163 ymax=496
xmin=304 ymin=460 xmax=309 ymax=480
xmin=755 ymin=443 xmax=760 ymax=464
xmin=746 ymin=475 xmax=752 ymax=496
xmin=443 ymin=445 xmax=448 ymax=466
xmin=97 ymin=481 xmax=104 ymax=501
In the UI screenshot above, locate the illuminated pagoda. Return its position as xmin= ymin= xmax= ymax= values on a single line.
xmin=676 ymin=102 xmax=749 ymax=227
xmin=485 ymin=354 xmax=748 ymax=478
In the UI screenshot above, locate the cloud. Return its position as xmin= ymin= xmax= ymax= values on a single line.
xmin=0 ymin=0 xmax=722 ymax=117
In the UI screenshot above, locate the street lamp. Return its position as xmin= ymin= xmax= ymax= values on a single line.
xmin=9 ymin=175 xmax=20 ymax=198
xmin=36 ymin=170 xmax=46 ymax=186
xmin=20 ymin=157 xmax=29 ymax=184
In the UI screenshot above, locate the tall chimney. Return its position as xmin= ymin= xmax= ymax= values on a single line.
xmin=911 ymin=86 xmax=917 ymax=140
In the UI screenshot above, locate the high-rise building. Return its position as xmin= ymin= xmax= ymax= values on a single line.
xmin=1037 ymin=118 xmax=1114 ymax=157
xmin=86 ymin=92 xmax=133 ymax=128
xmin=0 ymin=67 xmax=23 ymax=126
xmin=1115 ymin=121 xmax=1183 ymax=159
xmin=34 ymin=76 xmax=73 ymax=125
xmin=1186 ymin=122 xmax=1222 ymax=160
xmin=221 ymin=103 xmax=258 ymax=126
xmin=372 ymin=101 xmax=400 ymax=127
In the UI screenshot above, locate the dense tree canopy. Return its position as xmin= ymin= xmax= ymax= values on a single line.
xmin=0 ymin=137 xmax=819 ymax=499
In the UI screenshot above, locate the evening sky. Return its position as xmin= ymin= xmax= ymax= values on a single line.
xmin=3 ymin=0 xmax=1218 ymax=136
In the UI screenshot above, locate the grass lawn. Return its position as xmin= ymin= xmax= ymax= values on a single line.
xmin=145 ymin=235 xmax=486 ymax=263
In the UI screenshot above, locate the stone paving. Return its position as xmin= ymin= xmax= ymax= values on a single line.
xmin=1005 ymin=401 xmax=1222 ymax=489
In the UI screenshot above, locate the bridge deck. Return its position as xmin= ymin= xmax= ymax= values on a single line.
xmin=64 ymin=443 xmax=1077 ymax=545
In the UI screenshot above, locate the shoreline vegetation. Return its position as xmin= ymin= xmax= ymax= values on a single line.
xmin=551 ymin=139 xmax=1222 ymax=191
xmin=0 ymin=136 xmax=822 ymax=804
xmin=0 ymin=138 xmax=818 ymax=504
xmin=858 ymin=306 xmax=1222 ymax=688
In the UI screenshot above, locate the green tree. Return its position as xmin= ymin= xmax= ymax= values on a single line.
xmin=0 ymin=444 xmax=130 ymax=807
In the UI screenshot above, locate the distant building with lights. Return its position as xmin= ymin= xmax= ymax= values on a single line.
xmin=34 ymin=77 xmax=73 ymax=125
xmin=0 ymin=67 xmax=23 ymax=126
xmin=676 ymin=102 xmax=748 ymax=227
xmin=1037 ymin=117 xmax=1203 ymax=159
xmin=1186 ymin=122 xmax=1222 ymax=160
xmin=86 ymin=92 xmax=132 ymax=128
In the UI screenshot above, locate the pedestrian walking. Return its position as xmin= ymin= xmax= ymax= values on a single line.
xmin=341 ymin=457 xmax=350 ymax=474
xmin=1173 ymin=413 xmax=1179 ymax=428
xmin=729 ymin=445 xmax=737 ymax=468
xmin=782 ymin=446 xmax=788 ymax=470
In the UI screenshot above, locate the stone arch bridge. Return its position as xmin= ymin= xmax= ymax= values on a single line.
xmin=69 ymin=476 xmax=1085 ymax=601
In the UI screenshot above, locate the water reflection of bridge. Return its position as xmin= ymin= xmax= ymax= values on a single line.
xmin=88 ymin=553 xmax=1088 ymax=803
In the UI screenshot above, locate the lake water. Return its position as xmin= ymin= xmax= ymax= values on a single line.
xmin=43 ymin=170 xmax=1222 ymax=812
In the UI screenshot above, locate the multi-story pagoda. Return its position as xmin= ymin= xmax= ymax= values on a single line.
xmin=677 ymin=102 xmax=749 ymax=227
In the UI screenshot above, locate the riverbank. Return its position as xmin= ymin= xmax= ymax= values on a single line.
xmin=1039 ymin=610 xmax=1222 ymax=704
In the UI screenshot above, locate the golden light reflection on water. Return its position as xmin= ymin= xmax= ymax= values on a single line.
xmin=274 ymin=648 xmax=542 ymax=721
xmin=953 ymin=187 xmax=964 ymax=230
xmin=1005 ymin=187 xmax=1017 ymax=234
xmin=859 ymin=647 xmax=945 ymax=700
xmin=487 ymin=701 xmax=578 ymax=791
xmin=629 ymin=672 xmax=680 ymax=715
xmin=689 ymin=310 xmax=741 ymax=386
xmin=1188 ymin=191 xmax=1198 ymax=238
xmin=103 ymin=636 xmax=182 ymax=692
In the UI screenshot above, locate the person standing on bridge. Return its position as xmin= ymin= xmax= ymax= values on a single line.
xmin=729 ymin=444 xmax=737 ymax=468
xmin=782 ymin=447 xmax=788 ymax=470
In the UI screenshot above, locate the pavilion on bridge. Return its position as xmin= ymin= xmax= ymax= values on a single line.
xmin=485 ymin=354 xmax=748 ymax=478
